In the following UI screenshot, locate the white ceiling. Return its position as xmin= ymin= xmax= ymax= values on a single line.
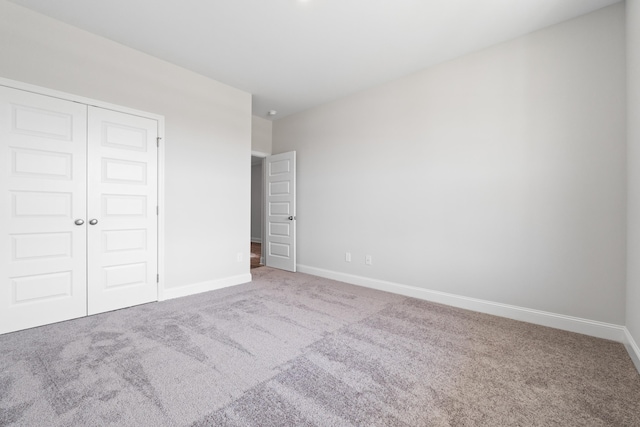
xmin=8 ymin=0 xmax=621 ymax=119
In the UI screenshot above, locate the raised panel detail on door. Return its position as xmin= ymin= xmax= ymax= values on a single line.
xmin=103 ymin=229 xmax=147 ymax=253
xmin=103 ymin=263 xmax=147 ymax=289
xmin=269 ymin=181 xmax=289 ymax=195
xmin=269 ymin=223 xmax=290 ymax=237
xmin=87 ymin=106 xmax=158 ymax=315
xmin=269 ymin=243 xmax=290 ymax=258
xmin=269 ymin=159 xmax=291 ymax=175
xmin=269 ymin=202 xmax=290 ymax=216
xmin=102 ymin=158 xmax=147 ymax=184
xmin=12 ymin=191 xmax=72 ymax=218
xmin=12 ymin=232 xmax=72 ymax=261
xmin=102 ymin=194 xmax=147 ymax=217
xmin=102 ymin=122 xmax=148 ymax=151
xmin=12 ymin=148 xmax=73 ymax=179
xmin=0 ymin=85 xmax=87 ymax=334
xmin=12 ymin=271 xmax=73 ymax=304
xmin=12 ymin=105 xmax=73 ymax=140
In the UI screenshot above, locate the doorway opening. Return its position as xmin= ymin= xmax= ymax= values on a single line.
xmin=251 ymin=154 xmax=265 ymax=269
xmin=251 ymin=150 xmax=297 ymax=272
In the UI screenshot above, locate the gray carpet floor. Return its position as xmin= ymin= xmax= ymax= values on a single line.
xmin=1 ymin=267 xmax=639 ymax=426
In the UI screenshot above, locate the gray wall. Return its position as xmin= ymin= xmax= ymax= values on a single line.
xmin=627 ymin=0 xmax=640 ymax=357
xmin=0 ymin=1 xmax=252 ymax=291
xmin=273 ymin=4 xmax=626 ymax=324
xmin=252 ymin=116 xmax=273 ymax=155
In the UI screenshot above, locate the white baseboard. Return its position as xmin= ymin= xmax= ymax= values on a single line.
xmin=297 ymin=265 xmax=626 ymax=343
xmin=251 ymin=237 xmax=262 ymax=243
xmin=624 ymin=328 xmax=640 ymax=373
xmin=161 ymin=273 xmax=252 ymax=301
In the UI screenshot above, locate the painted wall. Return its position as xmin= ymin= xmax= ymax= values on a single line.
xmin=251 ymin=162 xmax=263 ymax=242
xmin=0 ymin=1 xmax=252 ymax=291
xmin=627 ymin=0 xmax=640 ymax=356
xmin=273 ymin=4 xmax=626 ymax=324
xmin=252 ymin=115 xmax=273 ymax=155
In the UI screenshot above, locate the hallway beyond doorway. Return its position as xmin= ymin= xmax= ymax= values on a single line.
xmin=250 ymin=242 xmax=262 ymax=269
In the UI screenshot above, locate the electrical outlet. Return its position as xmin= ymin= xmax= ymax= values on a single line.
xmin=237 ymin=252 xmax=243 ymax=262
xmin=345 ymin=252 xmax=351 ymax=262
xmin=365 ymin=255 xmax=372 ymax=265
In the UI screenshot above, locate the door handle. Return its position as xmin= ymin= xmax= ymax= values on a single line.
xmin=89 ymin=219 xmax=98 ymax=225
xmin=288 ymin=216 xmax=295 ymax=221
xmin=74 ymin=219 xmax=85 ymax=226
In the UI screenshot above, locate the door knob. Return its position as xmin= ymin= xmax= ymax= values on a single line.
xmin=288 ymin=216 xmax=294 ymax=220
xmin=74 ymin=219 xmax=84 ymax=226
xmin=89 ymin=219 xmax=98 ymax=225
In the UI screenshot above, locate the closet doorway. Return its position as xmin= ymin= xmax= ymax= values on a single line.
xmin=0 ymin=79 xmax=163 ymax=334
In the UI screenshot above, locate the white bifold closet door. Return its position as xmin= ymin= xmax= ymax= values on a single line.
xmin=87 ymin=106 xmax=158 ymax=315
xmin=0 ymin=86 xmax=88 ymax=334
xmin=0 ymin=85 xmax=158 ymax=334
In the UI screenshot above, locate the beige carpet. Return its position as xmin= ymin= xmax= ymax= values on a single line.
xmin=1 ymin=267 xmax=639 ymax=426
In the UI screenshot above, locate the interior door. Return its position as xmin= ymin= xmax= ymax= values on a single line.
xmin=0 ymin=85 xmax=88 ymax=334
xmin=87 ymin=106 xmax=158 ymax=315
xmin=265 ymin=151 xmax=296 ymax=272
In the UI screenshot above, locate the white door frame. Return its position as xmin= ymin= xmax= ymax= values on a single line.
xmin=0 ymin=77 xmax=167 ymax=301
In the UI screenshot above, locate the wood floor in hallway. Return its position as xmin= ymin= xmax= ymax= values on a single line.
xmin=250 ymin=242 xmax=262 ymax=269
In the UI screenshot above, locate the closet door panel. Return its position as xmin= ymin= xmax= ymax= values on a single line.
xmin=87 ymin=107 xmax=158 ymax=315
xmin=0 ymin=86 xmax=88 ymax=334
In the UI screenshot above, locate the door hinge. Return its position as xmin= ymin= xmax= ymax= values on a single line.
xmin=156 ymin=274 xmax=160 ymax=283
xmin=156 ymin=137 xmax=161 ymax=147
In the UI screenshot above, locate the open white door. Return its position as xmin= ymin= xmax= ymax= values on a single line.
xmin=265 ymin=151 xmax=296 ymax=272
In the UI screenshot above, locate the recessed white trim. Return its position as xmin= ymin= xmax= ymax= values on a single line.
xmin=251 ymin=150 xmax=269 ymax=158
xmin=624 ymin=328 xmax=640 ymax=373
xmin=251 ymin=237 xmax=262 ymax=243
xmin=161 ymin=273 xmax=252 ymax=301
xmin=297 ymin=264 xmax=626 ymax=343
